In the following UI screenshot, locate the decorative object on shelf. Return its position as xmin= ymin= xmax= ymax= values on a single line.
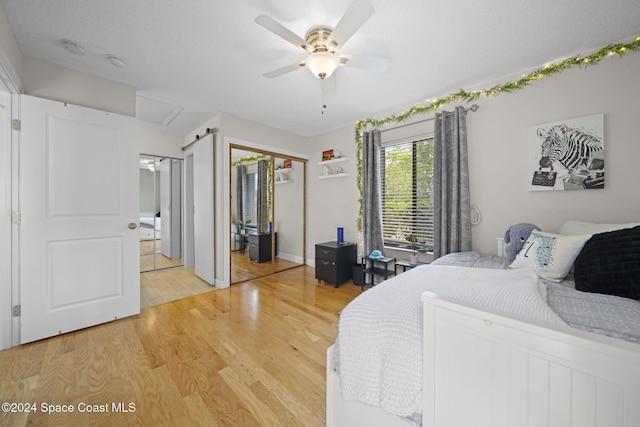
xmin=283 ymin=159 xmax=292 ymax=168
xmin=353 ymin=34 xmax=640 ymax=230
xmin=529 ymin=113 xmax=604 ymax=191
xmin=322 ymin=149 xmax=334 ymax=161
xmin=318 ymin=156 xmax=349 ymax=179
xmin=369 ymin=249 xmax=383 ymax=259
xmin=337 ymin=227 xmax=344 ymax=244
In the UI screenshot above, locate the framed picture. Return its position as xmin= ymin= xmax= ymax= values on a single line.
xmin=283 ymin=159 xmax=292 ymax=169
xmin=322 ymin=149 xmax=334 ymax=161
xmin=528 ymin=113 xmax=604 ymax=191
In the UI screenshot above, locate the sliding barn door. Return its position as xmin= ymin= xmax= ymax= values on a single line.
xmin=18 ymin=95 xmax=139 ymax=344
xmin=192 ymin=134 xmax=215 ymax=285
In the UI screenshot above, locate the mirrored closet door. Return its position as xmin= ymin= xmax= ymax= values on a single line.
xmin=230 ymin=146 xmax=306 ymax=284
xmin=273 ymin=156 xmax=305 ymax=273
xmin=139 ymin=155 xmax=183 ymax=272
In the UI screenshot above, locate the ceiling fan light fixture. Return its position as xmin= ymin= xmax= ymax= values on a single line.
xmin=307 ymin=51 xmax=338 ymax=79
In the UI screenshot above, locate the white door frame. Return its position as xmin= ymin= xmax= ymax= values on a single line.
xmin=0 ymin=88 xmax=13 ymax=350
xmin=0 ymin=45 xmax=22 ymax=348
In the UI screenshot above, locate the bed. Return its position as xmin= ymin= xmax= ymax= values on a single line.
xmin=327 ymin=221 xmax=640 ymax=427
xmin=139 ymin=215 xmax=161 ymax=241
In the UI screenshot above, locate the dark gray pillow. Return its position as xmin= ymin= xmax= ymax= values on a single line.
xmin=574 ymin=226 xmax=640 ymax=300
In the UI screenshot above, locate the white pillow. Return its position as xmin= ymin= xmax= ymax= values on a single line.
xmin=510 ymin=230 xmax=591 ymax=281
xmin=558 ymin=220 xmax=640 ymax=235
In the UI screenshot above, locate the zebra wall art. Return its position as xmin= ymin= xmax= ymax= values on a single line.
xmin=529 ymin=114 xmax=604 ymax=191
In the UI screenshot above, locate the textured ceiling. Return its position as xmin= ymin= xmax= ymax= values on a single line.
xmin=2 ymin=0 xmax=639 ymax=137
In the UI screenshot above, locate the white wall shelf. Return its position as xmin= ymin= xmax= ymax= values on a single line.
xmin=318 ymin=157 xmax=348 ymax=166
xmin=318 ymin=157 xmax=348 ymax=179
xmin=318 ymin=173 xmax=349 ymax=180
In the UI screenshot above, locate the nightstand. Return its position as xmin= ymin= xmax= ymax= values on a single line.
xmin=315 ymin=241 xmax=357 ymax=288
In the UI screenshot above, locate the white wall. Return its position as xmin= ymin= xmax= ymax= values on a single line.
xmin=21 ymin=56 xmax=136 ymax=117
xmin=139 ymin=128 xmax=184 ymax=159
xmin=307 ymin=125 xmax=362 ymax=263
xmin=466 ymin=51 xmax=640 ymax=254
xmin=307 ymin=51 xmax=640 ymax=259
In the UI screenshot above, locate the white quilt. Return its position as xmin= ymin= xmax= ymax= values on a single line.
xmin=336 ymin=265 xmax=565 ymax=423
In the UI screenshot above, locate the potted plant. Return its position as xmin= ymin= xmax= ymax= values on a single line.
xmin=236 ymin=219 xmax=251 ymax=235
xmin=406 ymin=234 xmax=426 ymax=266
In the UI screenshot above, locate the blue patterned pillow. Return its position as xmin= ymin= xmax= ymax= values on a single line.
xmin=510 ymin=230 xmax=591 ymax=281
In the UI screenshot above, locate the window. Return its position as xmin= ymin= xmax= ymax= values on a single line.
xmin=242 ymin=170 xmax=258 ymax=227
xmin=380 ymin=137 xmax=434 ymax=251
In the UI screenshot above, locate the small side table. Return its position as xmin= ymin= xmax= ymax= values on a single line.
xmin=363 ymin=255 xmax=396 ymax=287
xmin=395 ymin=259 xmax=428 ymax=274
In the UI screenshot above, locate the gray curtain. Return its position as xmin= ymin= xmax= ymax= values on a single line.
xmin=433 ymin=106 xmax=472 ymax=258
xmin=256 ymin=159 xmax=269 ymax=233
xmin=362 ymin=130 xmax=384 ymax=257
xmin=236 ymin=165 xmax=245 ymax=226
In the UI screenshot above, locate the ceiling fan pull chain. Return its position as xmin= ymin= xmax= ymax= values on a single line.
xmin=321 ymin=84 xmax=327 ymax=115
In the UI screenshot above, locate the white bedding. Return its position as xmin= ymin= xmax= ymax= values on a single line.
xmin=336 ymin=265 xmax=565 ymax=423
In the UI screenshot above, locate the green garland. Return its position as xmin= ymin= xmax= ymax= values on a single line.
xmin=355 ymin=35 xmax=640 ymax=230
xmin=232 ymin=154 xmax=268 ymax=166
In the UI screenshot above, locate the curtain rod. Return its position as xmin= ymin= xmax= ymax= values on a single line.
xmin=182 ymin=127 xmax=218 ymax=151
xmin=379 ymin=104 xmax=479 ymax=134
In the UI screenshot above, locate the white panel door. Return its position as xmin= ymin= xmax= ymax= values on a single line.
xmin=192 ymin=135 xmax=215 ymax=285
xmin=18 ymin=95 xmax=139 ymax=344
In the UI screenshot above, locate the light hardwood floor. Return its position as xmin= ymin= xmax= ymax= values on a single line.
xmin=140 ymin=267 xmax=216 ymax=308
xmin=0 ymin=266 xmax=362 ymax=426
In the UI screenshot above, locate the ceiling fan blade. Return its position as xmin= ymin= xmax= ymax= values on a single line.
xmin=255 ymin=15 xmax=313 ymax=52
xmin=263 ymin=61 xmax=307 ymax=79
xmin=327 ymin=0 xmax=374 ymax=52
xmin=340 ymin=55 xmax=390 ymax=72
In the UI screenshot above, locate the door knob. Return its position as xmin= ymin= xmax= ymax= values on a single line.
xmin=128 ymin=223 xmax=138 ymax=229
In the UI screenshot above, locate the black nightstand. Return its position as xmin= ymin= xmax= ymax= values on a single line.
xmin=315 ymin=241 xmax=357 ymax=288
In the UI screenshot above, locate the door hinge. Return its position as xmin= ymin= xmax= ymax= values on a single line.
xmin=12 ymin=119 xmax=21 ymax=131
xmin=12 ymin=305 xmax=21 ymax=317
xmin=11 ymin=211 xmax=21 ymax=224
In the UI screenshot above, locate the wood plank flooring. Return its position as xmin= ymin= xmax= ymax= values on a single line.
xmin=0 ymin=266 xmax=362 ymax=426
xmin=140 ymin=267 xmax=216 ymax=308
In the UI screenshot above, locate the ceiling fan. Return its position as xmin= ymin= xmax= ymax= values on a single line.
xmin=255 ymin=0 xmax=390 ymax=80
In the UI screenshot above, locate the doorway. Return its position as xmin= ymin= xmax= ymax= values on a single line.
xmin=139 ymin=154 xmax=183 ymax=272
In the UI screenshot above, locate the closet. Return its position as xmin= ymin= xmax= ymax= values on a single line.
xmin=139 ymin=155 xmax=183 ymax=272
xmin=230 ymin=145 xmax=306 ymax=284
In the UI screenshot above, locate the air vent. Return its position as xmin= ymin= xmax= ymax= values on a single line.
xmin=106 ymin=54 xmax=127 ymax=68
xmin=61 ymin=39 xmax=86 ymax=56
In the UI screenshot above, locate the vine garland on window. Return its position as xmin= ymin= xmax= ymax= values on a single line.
xmin=355 ymin=35 xmax=640 ymax=231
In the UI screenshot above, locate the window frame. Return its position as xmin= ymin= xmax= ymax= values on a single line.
xmin=379 ymin=132 xmax=435 ymax=252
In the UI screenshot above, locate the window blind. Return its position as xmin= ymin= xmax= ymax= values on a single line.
xmin=243 ymin=171 xmax=258 ymax=227
xmin=380 ymin=138 xmax=434 ymax=250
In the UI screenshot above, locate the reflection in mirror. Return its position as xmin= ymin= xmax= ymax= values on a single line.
xmin=139 ymin=155 xmax=183 ymax=272
xmin=273 ymin=157 xmax=305 ymax=272
xmin=230 ymin=149 xmax=274 ymax=283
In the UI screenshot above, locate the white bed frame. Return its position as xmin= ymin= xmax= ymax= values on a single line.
xmin=327 ymin=291 xmax=640 ymax=427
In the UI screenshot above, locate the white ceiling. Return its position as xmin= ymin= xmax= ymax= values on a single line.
xmin=2 ymin=0 xmax=639 ymax=137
